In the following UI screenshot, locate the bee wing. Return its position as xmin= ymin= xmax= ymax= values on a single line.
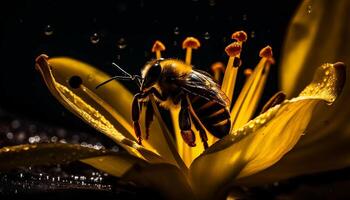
xmin=176 ymin=70 xmax=230 ymax=107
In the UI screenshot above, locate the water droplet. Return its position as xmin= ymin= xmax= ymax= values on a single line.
xmin=59 ymin=139 xmax=66 ymax=143
xmin=6 ymin=132 xmax=14 ymax=140
xmin=44 ymin=25 xmax=54 ymax=36
xmin=111 ymin=146 xmax=119 ymax=152
xmin=87 ymin=74 xmax=94 ymax=82
xmin=250 ymin=31 xmax=255 ymax=38
xmin=81 ymin=141 xmax=88 ymax=147
xmin=209 ymin=0 xmax=216 ymax=6
xmin=34 ymin=135 xmax=41 ymax=143
xmin=174 ymin=27 xmax=180 ymax=35
xmin=307 ymin=5 xmax=312 ymax=14
xmin=50 ymin=136 xmax=58 ymax=143
xmin=16 ymin=131 xmax=26 ymax=142
xmin=117 ymin=38 xmax=127 ymax=49
xmin=11 ymin=120 xmax=21 ymax=129
xmin=28 ymin=137 xmax=35 ymax=144
xmin=90 ymin=33 xmax=100 ymax=44
xmin=203 ymin=32 xmax=210 ymax=40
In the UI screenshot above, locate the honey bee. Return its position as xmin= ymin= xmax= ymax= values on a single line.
xmin=96 ymin=58 xmax=231 ymax=149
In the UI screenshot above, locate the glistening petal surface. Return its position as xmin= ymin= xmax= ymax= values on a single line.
xmin=35 ymin=55 xmax=177 ymax=165
xmin=189 ymin=62 xmax=345 ymax=199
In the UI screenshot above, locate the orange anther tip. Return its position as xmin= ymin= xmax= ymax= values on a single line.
xmin=182 ymin=37 xmax=201 ymax=49
xmin=211 ymin=62 xmax=225 ymax=73
xmin=259 ymin=45 xmax=273 ymax=58
xmin=231 ymin=31 xmax=247 ymax=42
xmin=151 ymin=40 xmax=166 ymax=52
xmin=225 ymin=42 xmax=242 ymax=57
xmin=244 ymin=68 xmax=253 ymax=76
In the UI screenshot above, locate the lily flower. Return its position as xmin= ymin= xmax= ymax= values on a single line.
xmin=0 ymin=29 xmax=346 ymax=199
xmin=238 ymin=0 xmax=350 ymax=185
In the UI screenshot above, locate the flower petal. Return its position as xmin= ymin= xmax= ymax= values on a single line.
xmin=0 ymin=143 xmax=143 ymax=177
xmin=122 ymin=163 xmax=195 ymax=200
xmin=189 ymin=62 xmax=345 ymax=198
xmin=280 ymin=0 xmax=350 ymax=146
xmin=272 ymin=0 xmax=350 ymax=181
xmin=35 ymin=55 xmax=181 ymax=166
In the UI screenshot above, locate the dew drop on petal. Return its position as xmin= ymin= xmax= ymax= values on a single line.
xmin=307 ymin=5 xmax=312 ymax=14
xmin=90 ymin=33 xmax=100 ymax=44
xmin=44 ymin=25 xmax=54 ymax=36
xmin=87 ymin=74 xmax=94 ymax=82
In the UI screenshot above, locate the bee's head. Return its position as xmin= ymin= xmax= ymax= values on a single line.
xmin=141 ymin=59 xmax=163 ymax=91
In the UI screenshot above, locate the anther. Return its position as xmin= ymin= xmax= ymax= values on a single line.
xmin=225 ymin=42 xmax=242 ymax=58
xmin=182 ymin=37 xmax=200 ymax=65
xmin=211 ymin=62 xmax=225 ymax=83
xmin=231 ymin=31 xmax=248 ymax=42
xmin=259 ymin=45 xmax=273 ymax=58
xmin=152 ymin=40 xmax=166 ymax=59
xmin=182 ymin=37 xmax=201 ymax=49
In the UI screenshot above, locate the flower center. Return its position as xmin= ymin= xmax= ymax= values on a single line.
xmin=151 ymin=31 xmax=278 ymax=165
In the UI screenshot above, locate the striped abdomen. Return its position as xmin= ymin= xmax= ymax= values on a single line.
xmin=189 ymin=95 xmax=231 ymax=138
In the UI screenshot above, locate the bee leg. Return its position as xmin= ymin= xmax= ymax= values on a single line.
xmin=191 ymin=112 xmax=209 ymax=149
xmin=179 ymin=97 xmax=196 ymax=147
xmin=173 ymin=90 xmax=184 ymax=105
xmin=132 ymin=93 xmax=142 ymax=144
xmin=148 ymin=87 xmax=168 ymax=101
xmin=145 ymin=101 xmax=154 ymax=140
xmin=143 ymin=87 xmax=167 ymax=140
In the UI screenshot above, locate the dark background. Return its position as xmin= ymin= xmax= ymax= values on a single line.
xmin=0 ymin=0 xmax=300 ymax=131
xmin=5 ymin=0 xmax=350 ymax=199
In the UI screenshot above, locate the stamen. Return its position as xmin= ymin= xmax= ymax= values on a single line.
xmin=231 ymin=45 xmax=274 ymax=130
xmin=231 ymin=30 xmax=248 ymax=42
xmin=182 ymin=37 xmax=200 ymax=65
xmin=152 ymin=40 xmax=166 ymax=59
xmin=210 ymin=62 xmax=225 ymax=83
xmin=221 ymin=31 xmax=247 ymax=102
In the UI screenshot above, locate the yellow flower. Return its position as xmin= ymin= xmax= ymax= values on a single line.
xmin=0 ymin=20 xmax=347 ymax=200
xmin=238 ymin=0 xmax=350 ymax=185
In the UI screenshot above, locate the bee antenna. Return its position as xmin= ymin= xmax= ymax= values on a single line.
xmin=95 ymin=63 xmax=143 ymax=89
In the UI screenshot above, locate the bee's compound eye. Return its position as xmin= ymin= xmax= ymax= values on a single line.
xmin=68 ymin=76 xmax=83 ymax=89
